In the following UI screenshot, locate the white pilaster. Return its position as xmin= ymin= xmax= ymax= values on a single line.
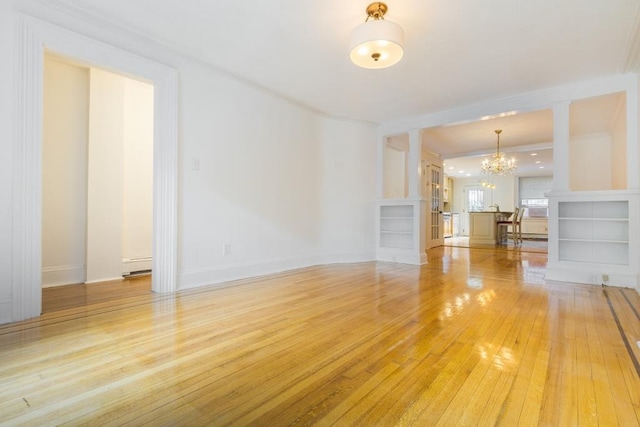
xmin=552 ymin=101 xmax=571 ymax=192
xmin=12 ymin=15 xmax=43 ymax=321
xmin=375 ymin=133 xmax=385 ymax=199
xmin=407 ymin=129 xmax=421 ymax=198
xmin=629 ymin=76 xmax=640 ymax=190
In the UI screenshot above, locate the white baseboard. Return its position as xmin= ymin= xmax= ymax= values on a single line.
xmin=179 ymin=251 xmax=376 ymax=291
xmin=84 ymin=277 xmax=124 ymax=285
xmin=546 ymin=265 xmax=638 ymax=289
xmin=42 ymin=265 xmax=85 ymax=288
xmin=376 ymin=250 xmax=427 ymax=265
xmin=0 ymin=298 xmax=12 ymax=324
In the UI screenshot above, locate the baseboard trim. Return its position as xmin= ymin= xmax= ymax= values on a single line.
xmin=0 ymin=299 xmax=12 ymax=324
xmin=42 ymin=265 xmax=85 ymax=288
xmin=84 ymin=277 xmax=124 ymax=285
xmin=179 ymin=251 xmax=376 ymax=291
xmin=546 ymin=265 xmax=638 ymax=289
xmin=376 ymin=250 xmax=427 ymax=265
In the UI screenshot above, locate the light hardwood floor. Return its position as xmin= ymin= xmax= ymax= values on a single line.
xmin=1 ymin=246 xmax=639 ymax=426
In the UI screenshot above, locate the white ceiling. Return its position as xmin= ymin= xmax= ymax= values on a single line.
xmin=58 ymin=0 xmax=639 ymax=124
xmin=54 ymin=0 xmax=638 ymax=176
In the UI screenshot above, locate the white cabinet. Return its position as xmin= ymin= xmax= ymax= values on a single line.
xmin=520 ymin=218 xmax=548 ymax=236
xmin=546 ymin=191 xmax=640 ymax=288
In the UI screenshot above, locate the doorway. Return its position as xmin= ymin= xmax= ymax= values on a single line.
xmin=462 ymin=185 xmax=487 ymax=236
xmin=42 ymin=55 xmax=154 ymax=289
xmin=12 ymin=18 xmax=178 ymax=322
xmin=425 ymin=162 xmax=444 ymax=249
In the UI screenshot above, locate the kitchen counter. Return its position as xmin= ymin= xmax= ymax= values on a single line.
xmin=469 ymin=211 xmax=512 ymax=245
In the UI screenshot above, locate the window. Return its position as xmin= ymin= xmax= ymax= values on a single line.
xmin=519 ymin=176 xmax=552 ymax=217
xmin=468 ymin=189 xmax=485 ymax=212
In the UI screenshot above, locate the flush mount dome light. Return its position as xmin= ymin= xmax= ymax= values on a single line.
xmin=350 ymin=2 xmax=404 ymax=69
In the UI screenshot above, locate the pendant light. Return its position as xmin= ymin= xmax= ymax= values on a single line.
xmin=481 ymin=130 xmax=517 ymax=175
xmin=350 ymin=2 xmax=404 ymax=69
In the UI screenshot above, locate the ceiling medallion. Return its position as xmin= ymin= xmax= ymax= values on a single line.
xmin=350 ymin=2 xmax=404 ymax=69
xmin=481 ymin=130 xmax=517 ymax=175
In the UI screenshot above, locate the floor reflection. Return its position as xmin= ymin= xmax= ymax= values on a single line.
xmin=444 ymin=236 xmax=548 ymax=254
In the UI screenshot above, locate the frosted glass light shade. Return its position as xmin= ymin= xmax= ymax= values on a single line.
xmin=350 ymin=19 xmax=404 ymax=69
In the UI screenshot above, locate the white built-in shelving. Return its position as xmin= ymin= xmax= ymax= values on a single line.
xmin=547 ymin=191 xmax=639 ymax=288
xmin=375 ymin=199 xmax=427 ymax=265
xmin=558 ymin=201 xmax=629 ymax=265
xmin=379 ymin=204 xmax=414 ymax=249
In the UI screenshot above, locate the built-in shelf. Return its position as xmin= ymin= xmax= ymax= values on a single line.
xmin=375 ymin=200 xmax=427 ymax=265
xmin=546 ymin=193 xmax=640 ymax=288
xmin=557 ymin=200 xmax=629 ymax=265
xmin=380 ymin=204 xmax=414 ymax=249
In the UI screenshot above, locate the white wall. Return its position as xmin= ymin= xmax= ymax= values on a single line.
xmin=121 ymin=77 xmax=154 ymax=269
xmin=177 ymin=59 xmax=377 ymax=288
xmin=86 ymin=68 xmax=125 ymax=283
xmin=383 ymin=144 xmax=407 ymax=198
xmin=42 ymin=57 xmax=89 ymax=287
xmin=87 ymin=69 xmax=153 ymax=282
xmin=569 ymin=133 xmax=612 ymax=191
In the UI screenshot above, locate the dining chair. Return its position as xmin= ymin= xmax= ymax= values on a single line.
xmin=497 ymin=207 xmax=519 ymax=244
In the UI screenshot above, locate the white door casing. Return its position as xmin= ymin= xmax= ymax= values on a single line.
xmin=12 ymin=14 xmax=179 ymax=321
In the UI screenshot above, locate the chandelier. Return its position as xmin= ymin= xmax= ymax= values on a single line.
xmin=481 ymin=130 xmax=517 ymax=175
xmin=350 ymin=2 xmax=404 ymax=69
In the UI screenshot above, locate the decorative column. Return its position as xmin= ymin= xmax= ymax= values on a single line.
xmin=552 ymin=100 xmax=571 ymax=192
xmin=407 ymin=129 xmax=422 ymax=198
xmin=376 ymin=133 xmax=386 ymax=199
xmin=627 ymin=76 xmax=640 ymax=190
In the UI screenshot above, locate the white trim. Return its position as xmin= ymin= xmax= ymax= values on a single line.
xmin=42 ymin=265 xmax=85 ymax=287
xmin=381 ymin=73 xmax=638 ymax=135
xmin=545 ymin=268 xmax=637 ymax=289
xmin=0 ymin=300 xmax=12 ymax=324
xmin=84 ymin=277 xmax=125 ymax=285
xmin=12 ymin=14 xmax=179 ymax=322
xmin=179 ymin=252 xmax=376 ymax=291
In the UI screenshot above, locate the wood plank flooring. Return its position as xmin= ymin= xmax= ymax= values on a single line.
xmin=1 ymin=246 xmax=639 ymax=426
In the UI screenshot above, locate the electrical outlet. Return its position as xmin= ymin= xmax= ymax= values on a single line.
xmin=602 ymin=274 xmax=609 ymax=283
xmin=223 ymin=243 xmax=231 ymax=256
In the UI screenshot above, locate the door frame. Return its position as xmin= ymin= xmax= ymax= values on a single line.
xmin=425 ymin=162 xmax=444 ymax=249
xmin=462 ymin=185 xmax=487 ymax=236
xmin=12 ymin=14 xmax=179 ymax=321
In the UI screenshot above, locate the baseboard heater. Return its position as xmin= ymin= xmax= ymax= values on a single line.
xmin=122 ymin=257 xmax=152 ymax=276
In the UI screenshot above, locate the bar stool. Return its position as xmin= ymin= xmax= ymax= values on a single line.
xmin=497 ymin=207 xmax=519 ymax=244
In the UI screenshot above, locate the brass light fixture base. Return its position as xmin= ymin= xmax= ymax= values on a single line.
xmin=366 ymin=2 xmax=388 ymax=19
xmin=495 ymin=129 xmax=502 ymax=135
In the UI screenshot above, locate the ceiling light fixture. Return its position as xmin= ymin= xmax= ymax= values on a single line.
xmin=481 ymin=130 xmax=517 ymax=176
xmin=350 ymin=2 xmax=404 ymax=69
